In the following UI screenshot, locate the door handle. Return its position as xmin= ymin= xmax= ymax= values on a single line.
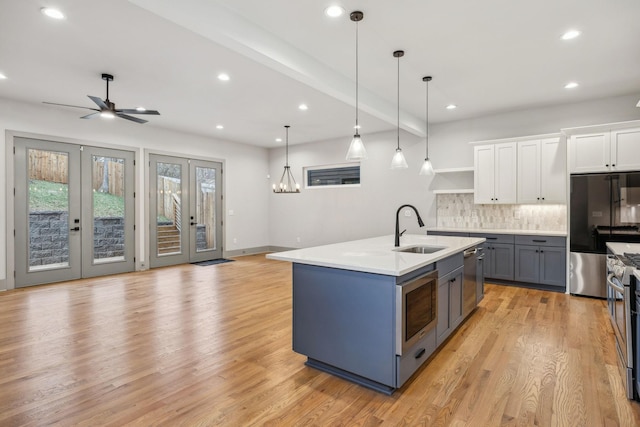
xmin=70 ymin=227 xmax=80 ymax=231
xmin=190 ymin=222 xmax=196 ymax=226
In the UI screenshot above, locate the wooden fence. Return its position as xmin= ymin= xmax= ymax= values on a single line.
xmin=28 ymin=150 xmax=125 ymax=197
xmin=157 ymin=176 xmax=181 ymax=222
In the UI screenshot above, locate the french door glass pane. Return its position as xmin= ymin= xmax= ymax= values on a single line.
xmin=157 ymin=162 xmax=182 ymax=256
xmin=195 ymin=166 xmax=217 ymax=252
xmin=93 ymin=155 xmax=126 ymax=263
xmin=28 ymin=149 xmax=69 ymax=271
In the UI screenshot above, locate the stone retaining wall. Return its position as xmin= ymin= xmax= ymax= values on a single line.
xmin=29 ymin=213 xmax=208 ymax=266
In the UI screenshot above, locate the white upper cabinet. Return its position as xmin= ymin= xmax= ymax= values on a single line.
xmin=611 ymin=128 xmax=640 ymax=171
xmin=569 ymin=127 xmax=640 ymax=173
xmin=474 ymin=142 xmax=517 ymax=204
xmin=517 ymin=137 xmax=566 ymax=203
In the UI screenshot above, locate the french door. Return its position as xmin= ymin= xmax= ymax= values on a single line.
xmin=14 ymin=138 xmax=135 ymax=287
xmin=149 ymin=154 xmax=223 ymax=268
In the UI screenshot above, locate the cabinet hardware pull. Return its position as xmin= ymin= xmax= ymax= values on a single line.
xmin=532 ymin=239 xmax=546 ymax=242
xmin=486 ymin=237 xmax=497 ymax=240
xmin=415 ymin=348 xmax=426 ymax=359
xmin=612 ymin=164 xmax=616 ymax=167
xmin=70 ymin=227 xmax=80 ymax=231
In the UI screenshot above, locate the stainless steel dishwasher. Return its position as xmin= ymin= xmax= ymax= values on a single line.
xmin=463 ymin=246 xmax=484 ymax=317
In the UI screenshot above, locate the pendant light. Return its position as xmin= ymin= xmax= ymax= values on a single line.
xmin=419 ymin=76 xmax=434 ymax=176
xmin=272 ymin=125 xmax=300 ymax=193
xmin=345 ymin=11 xmax=367 ymax=160
xmin=390 ymin=50 xmax=408 ymax=169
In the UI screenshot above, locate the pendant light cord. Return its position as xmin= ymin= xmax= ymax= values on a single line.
xmin=396 ymin=54 xmax=400 ymax=150
xmin=285 ymin=125 xmax=290 ymax=167
xmin=425 ymin=79 xmax=429 ymax=159
xmin=355 ymin=20 xmax=359 ymax=132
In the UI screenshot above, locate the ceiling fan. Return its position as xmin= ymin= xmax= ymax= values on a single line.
xmin=43 ymin=73 xmax=160 ymax=124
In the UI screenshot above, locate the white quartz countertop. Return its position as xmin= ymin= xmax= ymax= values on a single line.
xmin=606 ymin=242 xmax=640 ymax=256
xmin=427 ymin=227 xmax=567 ymax=237
xmin=266 ymin=234 xmax=485 ymax=276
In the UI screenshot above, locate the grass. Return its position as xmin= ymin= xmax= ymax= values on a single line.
xmin=29 ymin=179 xmax=125 ymax=217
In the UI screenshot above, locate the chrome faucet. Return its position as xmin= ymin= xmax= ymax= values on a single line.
xmin=395 ymin=204 xmax=425 ymax=247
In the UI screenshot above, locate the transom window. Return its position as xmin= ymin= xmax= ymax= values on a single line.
xmin=305 ymin=164 xmax=361 ymax=188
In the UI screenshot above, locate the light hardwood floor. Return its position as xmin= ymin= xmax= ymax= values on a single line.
xmin=1 ymin=254 xmax=639 ymax=426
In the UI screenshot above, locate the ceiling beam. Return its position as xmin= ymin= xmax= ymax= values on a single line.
xmin=128 ymin=0 xmax=426 ymax=137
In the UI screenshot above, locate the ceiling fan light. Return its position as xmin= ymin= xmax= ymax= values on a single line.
xmin=136 ymin=106 xmax=146 ymax=112
xmin=100 ymin=111 xmax=115 ymax=119
xmin=390 ymin=148 xmax=408 ymax=169
xmin=346 ymin=134 xmax=367 ymax=160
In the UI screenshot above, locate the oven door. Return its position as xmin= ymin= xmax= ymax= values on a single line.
xmin=608 ymin=273 xmax=628 ymax=365
xmin=607 ymin=272 xmax=635 ymax=398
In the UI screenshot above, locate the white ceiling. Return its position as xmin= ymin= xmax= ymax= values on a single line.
xmin=1 ymin=0 xmax=639 ymax=147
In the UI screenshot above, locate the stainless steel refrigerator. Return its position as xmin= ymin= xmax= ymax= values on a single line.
xmin=570 ymin=172 xmax=640 ymax=297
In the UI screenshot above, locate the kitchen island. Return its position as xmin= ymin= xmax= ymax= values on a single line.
xmin=267 ymin=234 xmax=485 ymax=394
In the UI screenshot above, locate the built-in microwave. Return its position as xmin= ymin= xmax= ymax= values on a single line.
xmin=395 ymin=270 xmax=438 ymax=355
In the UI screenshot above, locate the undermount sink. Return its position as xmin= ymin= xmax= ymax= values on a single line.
xmin=394 ymin=245 xmax=447 ymax=254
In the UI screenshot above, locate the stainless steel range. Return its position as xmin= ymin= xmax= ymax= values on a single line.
xmin=606 ymin=252 xmax=639 ymax=400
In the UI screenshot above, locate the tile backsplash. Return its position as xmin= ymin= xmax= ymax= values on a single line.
xmin=436 ymin=193 xmax=566 ymax=231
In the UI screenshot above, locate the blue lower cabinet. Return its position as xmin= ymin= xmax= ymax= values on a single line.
xmin=514 ymin=235 xmax=566 ymax=288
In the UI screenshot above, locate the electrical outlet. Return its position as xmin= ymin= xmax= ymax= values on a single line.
xmin=233 ymin=238 xmax=237 ymax=244
xmin=296 ymin=237 xmax=301 ymax=243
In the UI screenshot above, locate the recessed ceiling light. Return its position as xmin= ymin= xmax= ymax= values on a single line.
xmin=324 ymin=6 xmax=345 ymax=18
xmin=0 ymin=73 xmax=7 ymax=80
xmin=561 ymin=29 xmax=581 ymax=40
xmin=298 ymin=104 xmax=308 ymax=111
xmin=40 ymin=7 xmax=65 ymax=20
xmin=217 ymin=73 xmax=230 ymax=81
xmin=136 ymin=106 xmax=146 ymax=112
xmin=565 ymin=82 xmax=579 ymax=89
xmin=216 ymin=125 xmax=224 ymax=129
xmin=446 ymin=104 xmax=457 ymax=110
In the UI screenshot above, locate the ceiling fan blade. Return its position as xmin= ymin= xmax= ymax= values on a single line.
xmin=80 ymin=112 xmax=101 ymax=119
xmin=116 ymin=113 xmax=147 ymax=124
xmin=43 ymin=101 xmax=97 ymax=111
xmin=116 ymin=109 xmax=160 ymax=115
xmin=88 ymin=95 xmax=109 ymax=110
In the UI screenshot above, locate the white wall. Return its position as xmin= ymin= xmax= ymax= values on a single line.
xmin=269 ymin=93 xmax=640 ymax=248
xmin=1 ymin=98 xmax=270 ymax=290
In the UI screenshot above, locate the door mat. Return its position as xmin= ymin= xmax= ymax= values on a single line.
xmin=191 ymin=259 xmax=235 ymax=266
